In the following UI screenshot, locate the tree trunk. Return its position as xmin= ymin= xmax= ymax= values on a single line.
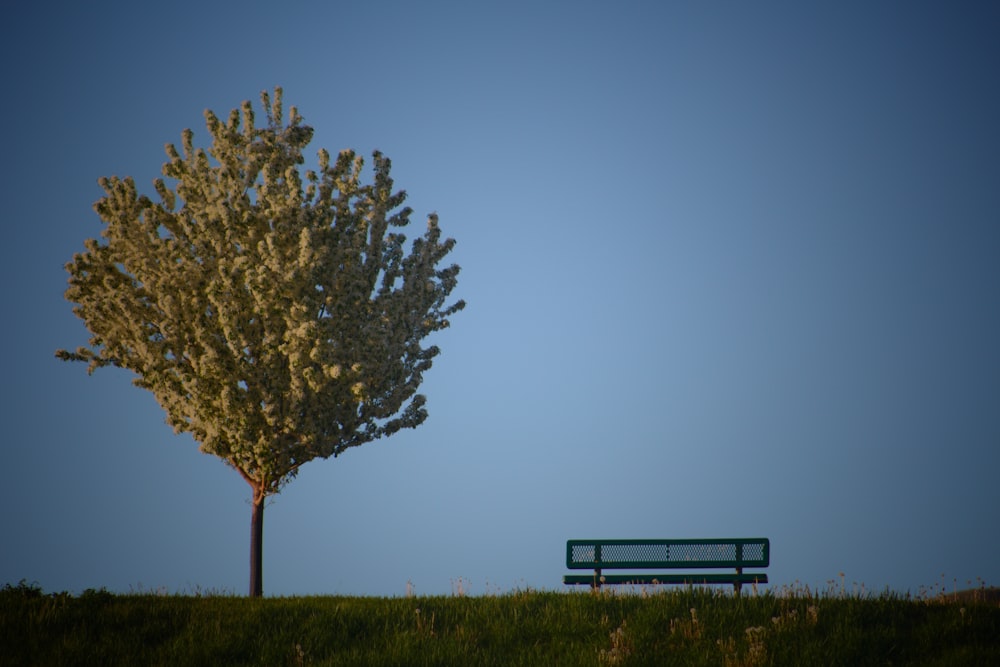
xmin=249 ymin=490 xmax=264 ymax=597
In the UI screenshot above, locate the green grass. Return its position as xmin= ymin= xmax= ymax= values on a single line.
xmin=2 ymin=581 xmax=998 ymax=666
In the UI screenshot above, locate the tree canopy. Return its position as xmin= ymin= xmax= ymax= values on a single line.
xmin=58 ymin=88 xmax=465 ymax=594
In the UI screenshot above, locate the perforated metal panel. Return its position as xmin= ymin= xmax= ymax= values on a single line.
xmin=566 ymin=538 xmax=769 ymax=569
xmin=741 ymin=541 xmax=767 ymax=562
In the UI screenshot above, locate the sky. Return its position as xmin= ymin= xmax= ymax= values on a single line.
xmin=2 ymin=1 xmax=998 ymax=598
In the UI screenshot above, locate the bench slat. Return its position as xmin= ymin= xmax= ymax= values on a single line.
xmin=563 ymin=573 xmax=769 ymax=586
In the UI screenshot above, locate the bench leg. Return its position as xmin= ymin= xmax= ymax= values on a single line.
xmin=734 ymin=567 xmax=743 ymax=596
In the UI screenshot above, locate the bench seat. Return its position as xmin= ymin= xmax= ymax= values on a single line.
xmin=563 ymin=572 xmax=768 ymax=586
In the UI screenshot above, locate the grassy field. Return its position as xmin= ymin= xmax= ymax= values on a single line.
xmin=2 ymin=580 xmax=998 ymax=666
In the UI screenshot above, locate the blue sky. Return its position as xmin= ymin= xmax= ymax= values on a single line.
xmin=2 ymin=1 xmax=998 ymax=597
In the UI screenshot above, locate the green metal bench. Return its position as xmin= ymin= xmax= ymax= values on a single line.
xmin=563 ymin=538 xmax=769 ymax=592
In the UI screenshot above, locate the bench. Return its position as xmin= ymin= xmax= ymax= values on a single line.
xmin=563 ymin=538 xmax=769 ymax=593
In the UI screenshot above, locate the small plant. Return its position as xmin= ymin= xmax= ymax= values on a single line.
xmin=413 ymin=607 xmax=436 ymax=639
xmin=744 ymin=626 xmax=768 ymax=666
xmin=293 ymin=642 xmax=307 ymax=666
xmin=598 ymin=620 xmax=632 ymax=665
xmin=717 ymin=627 xmax=767 ymax=667
xmin=669 ymin=607 xmax=702 ymax=642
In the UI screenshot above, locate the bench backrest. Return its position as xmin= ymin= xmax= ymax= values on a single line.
xmin=566 ymin=538 xmax=769 ymax=570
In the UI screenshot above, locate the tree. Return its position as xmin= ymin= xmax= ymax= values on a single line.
xmin=57 ymin=88 xmax=465 ymax=596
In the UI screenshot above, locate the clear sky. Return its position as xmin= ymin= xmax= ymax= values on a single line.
xmin=2 ymin=1 xmax=998 ymax=597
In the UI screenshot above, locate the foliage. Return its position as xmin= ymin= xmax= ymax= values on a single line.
xmin=58 ymin=88 xmax=464 ymax=499
xmin=2 ymin=585 xmax=998 ymax=666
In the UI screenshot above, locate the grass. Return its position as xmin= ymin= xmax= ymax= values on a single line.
xmin=2 ymin=580 xmax=998 ymax=666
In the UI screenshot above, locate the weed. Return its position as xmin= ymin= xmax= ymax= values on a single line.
xmin=598 ymin=620 xmax=632 ymax=665
xmin=293 ymin=641 xmax=307 ymax=666
xmin=413 ymin=607 xmax=436 ymax=638
xmin=669 ymin=607 xmax=702 ymax=642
